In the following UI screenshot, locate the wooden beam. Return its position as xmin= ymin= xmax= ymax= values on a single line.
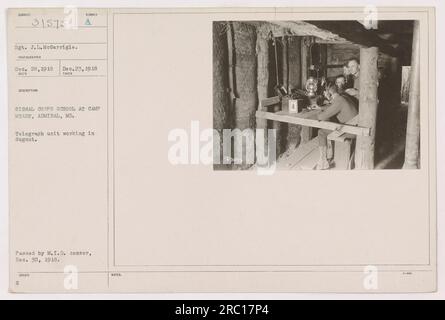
xmin=403 ymin=20 xmax=421 ymax=169
xmin=354 ymin=46 xmax=380 ymax=169
xmin=315 ymin=39 xmax=352 ymax=45
xmin=305 ymin=21 xmax=401 ymax=57
xmin=270 ymin=21 xmax=350 ymax=43
xmin=243 ymin=21 xmax=289 ymax=38
xmin=256 ymin=111 xmax=370 ymax=136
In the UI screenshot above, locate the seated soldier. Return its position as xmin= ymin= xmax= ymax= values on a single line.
xmin=335 ymin=75 xmax=347 ymax=94
xmin=316 ymin=84 xmax=358 ymax=170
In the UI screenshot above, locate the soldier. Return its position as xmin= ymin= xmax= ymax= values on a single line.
xmin=316 ymin=84 xmax=358 ymax=169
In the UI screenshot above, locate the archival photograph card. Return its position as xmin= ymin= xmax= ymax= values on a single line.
xmin=8 ymin=7 xmax=436 ymax=293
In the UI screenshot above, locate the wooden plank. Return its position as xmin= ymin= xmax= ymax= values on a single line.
xmin=295 ymin=147 xmax=320 ymax=170
xmin=260 ymin=96 xmax=280 ymax=109
xmin=276 ymin=137 xmax=319 ymax=170
xmin=315 ymin=39 xmax=352 ymax=45
xmin=256 ymin=111 xmax=370 ymax=137
xmin=276 ymin=109 xmax=320 ymax=119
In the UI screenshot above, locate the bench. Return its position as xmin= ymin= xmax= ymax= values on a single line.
xmin=327 ymin=116 xmax=358 ymax=170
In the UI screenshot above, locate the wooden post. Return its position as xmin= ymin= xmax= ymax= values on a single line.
xmin=233 ymin=22 xmax=257 ymax=130
xmin=288 ymin=37 xmax=301 ymax=90
xmin=231 ymin=22 xmax=257 ymax=167
xmin=256 ymin=26 xmax=270 ymax=159
xmin=320 ymin=44 xmax=328 ymax=78
xmin=287 ymin=36 xmax=302 ymax=149
xmin=270 ymin=36 xmax=282 ymax=156
xmin=389 ymin=56 xmax=402 ymax=106
xmin=271 ymin=103 xmax=282 ymax=157
xmin=256 ymin=26 xmax=269 ymax=110
xmin=301 ymin=37 xmax=309 ymax=87
xmin=355 ymin=46 xmax=379 ymax=169
xmin=300 ymin=37 xmax=313 ymax=143
xmin=212 ymin=22 xmax=231 ymax=168
xmin=282 ymin=37 xmax=289 ymax=92
xmin=403 ymin=20 xmax=421 ymax=169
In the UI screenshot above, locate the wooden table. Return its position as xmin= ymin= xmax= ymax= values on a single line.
xmin=256 ymin=108 xmax=370 ymax=137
